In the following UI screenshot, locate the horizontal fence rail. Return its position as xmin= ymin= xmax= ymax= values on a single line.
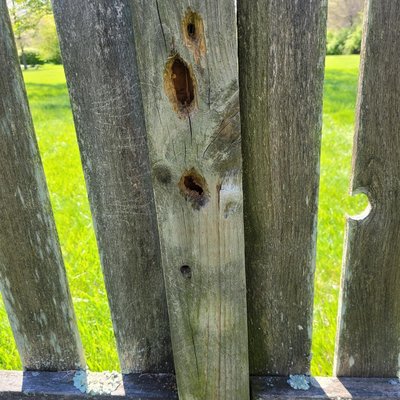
xmin=1 ymin=0 xmax=400 ymax=398
xmin=2 ymin=372 xmax=400 ymax=399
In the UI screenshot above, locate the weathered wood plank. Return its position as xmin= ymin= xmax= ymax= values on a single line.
xmin=0 ymin=370 xmax=177 ymax=399
xmin=130 ymin=1 xmax=249 ymax=398
xmin=52 ymin=1 xmax=173 ymax=374
xmin=237 ymin=0 xmax=327 ymax=375
xmin=252 ymin=376 xmax=400 ymax=399
xmin=2 ymin=373 xmax=400 ymax=400
xmin=335 ymin=0 xmax=400 ymax=377
xmin=0 ymin=0 xmax=84 ymax=371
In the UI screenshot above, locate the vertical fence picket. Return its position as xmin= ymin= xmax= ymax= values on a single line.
xmin=238 ymin=0 xmax=327 ymax=375
xmin=130 ymin=1 xmax=249 ymax=398
xmin=52 ymin=1 xmax=173 ymax=373
xmin=335 ymin=0 xmax=400 ymax=377
xmin=0 ymin=0 xmax=84 ymax=371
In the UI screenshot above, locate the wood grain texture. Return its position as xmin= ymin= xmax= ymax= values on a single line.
xmin=130 ymin=1 xmax=249 ymax=398
xmin=0 ymin=0 xmax=84 ymax=371
xmin=335 ymin=0 xmax=400 ymax=377
xmin=0 ymin=370 xmax=177 ymax=399
xmin=237 ymin=0 xmax=327 ymax=375
xmin=252 ymin=376 xmax=400 ymax=399
xmin=2 ymin=372 xmax=400 ymax=400
xmin=52 ymin=0 xmax=173 ymax=374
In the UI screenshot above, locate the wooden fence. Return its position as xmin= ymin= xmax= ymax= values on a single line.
xmin=0 ymin=0 xmax=399 ymax=398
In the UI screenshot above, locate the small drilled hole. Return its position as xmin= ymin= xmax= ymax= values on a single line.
xmin=187 ymin=23 xmax=196 ymax=38
xmin=180 ymin=265 xmax=192 ymax=279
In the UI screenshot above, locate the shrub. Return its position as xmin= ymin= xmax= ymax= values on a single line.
xmin=344 ymin=24 xmax=363 ymax=54
xmin=19 ymin=51 xmax=44 ymax=66
xmin=35 ymin=15 xmax=62 ymax=64
xmin=326 ymin=28 xmax=350 ymax=55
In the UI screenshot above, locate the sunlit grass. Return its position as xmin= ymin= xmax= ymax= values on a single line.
xmin=0 ymin=65 xmax=119 ymax=372
xmin=312 ymin=55 xmax=367 ymax=376
xmin=0 ymin=56 xmax=364 ymax=375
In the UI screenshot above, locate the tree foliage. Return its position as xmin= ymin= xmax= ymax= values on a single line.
xmin=8 ymin=0 xmax=52 ymax=68
xmin=328 ymin=0 xmax=363 ymax=30
xmin=10 ymin=0 xmax=51 ymax=34
xmin=326 ymin=0 xmax=363 ymax=56
xmin=34 ymin=14 xmax=61 ymax=64
xmin=326 ymin=21 xmax=363 ymax=55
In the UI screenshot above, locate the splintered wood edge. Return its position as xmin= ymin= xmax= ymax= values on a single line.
xmin=0 ymin=371 xmax=177 ymax=399
xmin=2 ymin=373 xmax=400 ymax=399
xmin=251 ymin=376 xmax=400 ymax=399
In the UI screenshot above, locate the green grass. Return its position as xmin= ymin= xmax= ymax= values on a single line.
xmin=312 ymin=55 xmax=368 ymax=376
xmin=0 ymin=56 xmax=366 ymax=376
xmin=0 ymin=65 xmax=119 ymax=372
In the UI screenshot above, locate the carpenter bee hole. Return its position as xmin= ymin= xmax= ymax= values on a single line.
xmin=184 ymin=175 xmax=203 ymax=195
xmin=182 ymin=10 xmax=206 ymax=62
xmin=164 ymin=55 xmax=196 ymax=116
xmin=180 ymin=265 xmax=192 ymax=279
xmin=172 ymin=58 xmax=194 ymax=106
xmin=178 ymin=168 xmax=209 ymax=210
xmin=187 ymin=22 xmax=196 ymax=38
xmin=182 ymin=10 xmax=204 ymax=44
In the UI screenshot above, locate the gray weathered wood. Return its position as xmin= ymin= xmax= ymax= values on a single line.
xmin=0 ymin=0 xmax=84 ymax=371
xmin=0 ymin=370 xmax=177 ymax=399
xmin=130 ymin=1 xmax=249 ymax=398
xmin=335 ymin=0 xmax=400 ymax=377
xmin=252 ymin=376 xmax=400 ymax=399
xmin=237 ymin=0 xmax=327 ymax=375
xmin=2 ymin=372 xmax=400 ymax=400
xmin=52 ymin=0 xmax=173 ymax=374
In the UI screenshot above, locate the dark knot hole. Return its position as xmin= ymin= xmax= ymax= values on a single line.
xmin=171 ymin=58 xmax=194 ymax=108
xmin=184 ymin=175 xmax=203 ymax=196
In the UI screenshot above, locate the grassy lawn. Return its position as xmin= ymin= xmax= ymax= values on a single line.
xmin=0 ymin=56 xmax=365 ymax=376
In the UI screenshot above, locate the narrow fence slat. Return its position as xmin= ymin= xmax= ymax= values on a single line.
xmin=237 ymin=0 xmax=327 ymax=374
xmin=0 ymin=0 xmax=84 ymax=371
xmin=335 ymin=0 xmax=400 ymax=377
xmin=130 ymin=1 xmax=249 ymax=398
xmin=52 ymin=1 xmax=173 ymax=373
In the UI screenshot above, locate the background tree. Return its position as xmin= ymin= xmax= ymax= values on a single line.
xmin=33 ymin=14 xmax=61 ymax=64
xmin=328 ymin=0 xmax=363 ymax=30
xmin=8 ymin=0 xmax=52 ymax=69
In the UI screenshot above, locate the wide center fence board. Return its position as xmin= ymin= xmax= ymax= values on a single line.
xmin=129 ymin=1 xmax=249 ymax=399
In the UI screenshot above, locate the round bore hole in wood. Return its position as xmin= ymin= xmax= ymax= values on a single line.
xmin=181 ymin=9 xmax=206 ymax=63
xmin=178 ymin=168 xmax=209 ymax=210
xmin=180 ymin=265 xmax=192 ymax=279
xmin=187 ymin=22 xmax=196 ymax=38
